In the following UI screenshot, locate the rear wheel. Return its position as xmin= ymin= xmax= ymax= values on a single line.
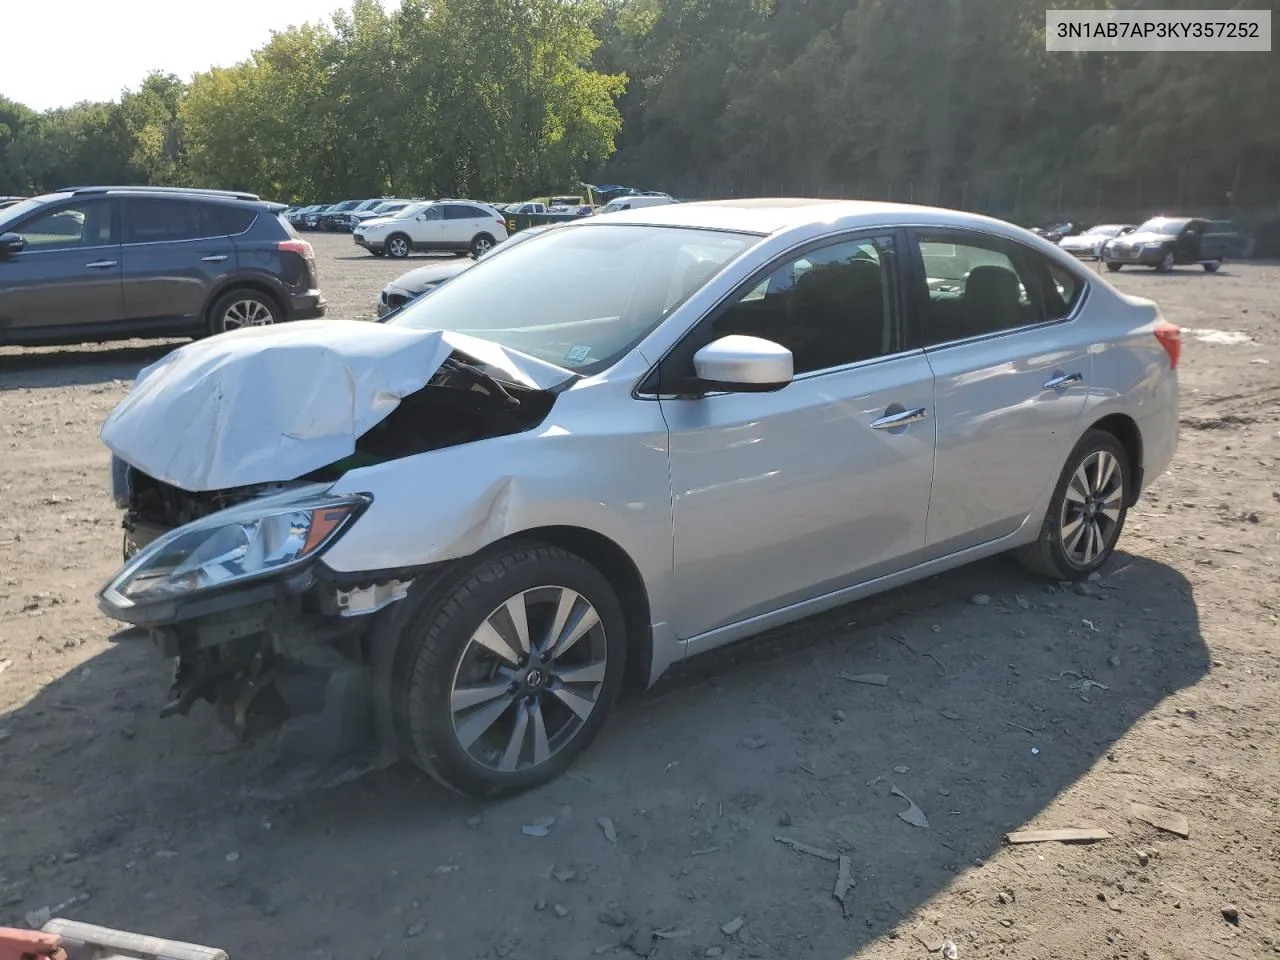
xmin=1202 ymin=259 xmax=1221 ymax=273
xmin=1105 ymin=262 xmax=1122 ymax=272
xmin=470 ymin=233 xmax=496 ymax=258
xmin=392 ymin=542 xmax=626 ymax=796
xmin=207 ymin=288 xmax=280 ymax=336
xmin=1014 ymin=429 xmax=1130 ymax=581
xmin=386 ymin=234 xmax=412 ymax=259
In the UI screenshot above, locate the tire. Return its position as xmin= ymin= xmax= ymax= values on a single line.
xmin=1014 ymin=429 xmax=1131 ymax=581
xmin=391 ymin=542 xmax=627 ymax=797
xmin=386 ymin=234 xmax=412 ymax=259
xmin=1203 ymin=259 xmax=1221 ymax=273
xmin=1155 ymin=250 xmax=1175 ymax=272
xmin=470 ymin=233 xmax=496 ymax=258
xmin=1105 ymin=262 xmax=1122 ymax=272
xmin=207 ymin=288 xmax=281 ymax=336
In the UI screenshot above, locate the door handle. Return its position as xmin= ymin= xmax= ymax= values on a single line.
xmin=85 ymin=260 xmax=117 ymax=269
xmin=200 ymin=255 xmax=229 ymax=263
xmin=871 ymin=407 xmax=928 ymax=430
xmin=1043 ymin=372 xmax=1084 ymax=390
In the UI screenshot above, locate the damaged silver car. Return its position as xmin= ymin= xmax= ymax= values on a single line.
xmin=98 ymin=199 xmax=1180 ymax=796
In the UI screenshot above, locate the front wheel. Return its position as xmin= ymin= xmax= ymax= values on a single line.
xmin=392 ymin=543 xmax=626 ymax=796
xmin=1155 ymin=250 xmax=1175 ymax=272
xmin=1014 ymin=429 xmax=1131 ymax=581
xmin=386 ymin=234 xmax=412 ymax=259
xmin=1105 ymin=262 xmax=1122 ymax=272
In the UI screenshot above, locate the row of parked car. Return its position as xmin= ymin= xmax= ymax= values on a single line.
xmin=1048 ymin=216 xmax=1242 ymax=272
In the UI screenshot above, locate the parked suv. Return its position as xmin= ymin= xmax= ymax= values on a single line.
xmin=1102 ymin=216 xmax=1239 ymax=273
xmin=0 ymin=186 xmax=324 ymax=346
xmin=353 ymin=199 xmax=508 ymax=258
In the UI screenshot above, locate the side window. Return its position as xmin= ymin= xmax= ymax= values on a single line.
xmin=463 ymin=205 xmax=491 ymax=220
xmin=442 ymin=204 xmax=467 ymax=220
xmin=216 ymin=206 xmax=257 ymax=235
xmin=1042 ymin=260 xmax=1083 ymax=321
xmin=422 ymin=206 xmax=444 ymax=221
xmin=17 ymin=201 xmax=113 ymax=250
xmin=708 ymin=235 xmax=899 ymax=374
xmin=126 ymin=199 xmax=225 ymax=244
xmin=914 ymin=232 xmax=1041 ymax=345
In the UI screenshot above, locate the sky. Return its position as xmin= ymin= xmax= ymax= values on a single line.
xmin=3 ymin=0 xmax=398 ymax=112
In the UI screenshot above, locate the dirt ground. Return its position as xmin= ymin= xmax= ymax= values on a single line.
xmin=1 ymin=233 xmax=1278 ymax=960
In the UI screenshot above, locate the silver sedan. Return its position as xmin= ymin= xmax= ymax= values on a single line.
xmin=98 ymin=199 xmax=1181 ymax=796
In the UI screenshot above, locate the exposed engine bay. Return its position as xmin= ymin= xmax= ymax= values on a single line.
xmin=114 ymin=353 xmax=558 ymax=751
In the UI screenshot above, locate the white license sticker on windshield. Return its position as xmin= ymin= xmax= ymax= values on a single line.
xmin=564 ymin=345 xmax=592 ymax=364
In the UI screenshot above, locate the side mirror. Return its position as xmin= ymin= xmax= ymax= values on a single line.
xmin=693 ymin=335 xmax=793 ymax=393
xmin=0 ymin=232 xmax=24 ymax=258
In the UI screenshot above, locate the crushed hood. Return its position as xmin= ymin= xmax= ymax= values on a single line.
xmin=101 ymin=319 xmax=571 ymax=492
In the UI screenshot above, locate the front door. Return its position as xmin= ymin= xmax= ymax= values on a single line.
xmin=908 ymin=229 xmax=1091 ymax=558
xmin=412 ymin=205 xmax=448 ymax=251
xmin=121 ymin=197 xmax=237 ymax=325
xmin=659 ymin=233 xmax=936 ymax=640
xmin=0 ymin=198 xmax=125 ymax=337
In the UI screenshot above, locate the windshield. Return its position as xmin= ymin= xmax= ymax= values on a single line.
xmin=391 ymin=224 xmax=755 ymax=377
xmin=1137 ymin=218 xmax=1186 ymax=235
xmin=0 ymin=196 xmax=55 ymax=227
xmin=393 ymin=202 xmax=428 ymax=219
xmin=371 ymin=202 xmax=405 ymax=214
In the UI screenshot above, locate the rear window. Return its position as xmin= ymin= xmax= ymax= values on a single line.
xmin=1043 ymin=260 xmax=1083 ymax=320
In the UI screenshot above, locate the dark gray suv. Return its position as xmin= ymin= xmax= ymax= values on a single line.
xmin=0 ymin=186 xmax=326 ymax=346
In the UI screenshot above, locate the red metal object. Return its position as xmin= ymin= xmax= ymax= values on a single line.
xmin=0 ymin=928 xmax=67 ymax=960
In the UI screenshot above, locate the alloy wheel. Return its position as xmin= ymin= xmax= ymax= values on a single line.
xmin=222 ymin=299 xmax=274 ymax=330
xmin=449 ymin=586 xmax=608 ymax=773
xmin=472 ymin=236 xmax=493 ymax=256
xmin=388 ymin=237 xmax=410 ymax=258
xmin=1058 ymin=450 xmax=1124 ymax=568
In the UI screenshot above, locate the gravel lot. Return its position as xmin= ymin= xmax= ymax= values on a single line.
xmin=1 ymin=232 xmax=1278 ymax=960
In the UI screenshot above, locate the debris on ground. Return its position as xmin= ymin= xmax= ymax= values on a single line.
xmin=654 ymin=927 xmax=690 ymax=939
xmin=832 ymin=709 xmax=846 ymax=722
xmin=466 ymin=815 xmax=483 ymax=829
xmin=552 ymin=868 xmax=576 ymax=882
xmin=941 ymin=938 xmax=959 ymax=959
xmin=1221 ymin=905 xmax=1240 ymax=925
xmin=704 ymin=948 xmax=724 ymax=958
xmin=1005 ymin=827 xmax=1111 ymax=845
xmin=892 ymin=787 xmax=929 ymax=828
xmin=741 ymin=736 xmax=767 ymax=749
xmin=970 ymin=594 xmax=991 ymax=605
xmin=837 ymin=672 xmax=889 ymax=686
xmin=553 ymin=904 xmax=569 ymax=918
xmin=522 ymin=816 xmax=556 ymax=838
xmin=597 ymin=816 xmax=618 ymax=844
xmin=598 ymin=907 xmax=629 ymax=927
xmin=720 ymin=916 xmax=745 ymax=936
xmin=893 ymin=765 xmax=909 ymax=774
xmin=405 ymin=919 xmax=428 ymax=937
xmin=774 ymin=836 xmax=839 ymax=861
xmin=690 ymin=846 xmax=720 ymax=856
xmin=534 ymin=899 xmax=546 ymax=911
xmin=225 ymin=851 xmax=240 ymax=863
xmin=832 ymin=854 xmax=854 ymax=916
xmin=1136 ymin=850 xmax=1150 ymax=866
xmin=1131 ymin=803 xmax=1191 ymax=838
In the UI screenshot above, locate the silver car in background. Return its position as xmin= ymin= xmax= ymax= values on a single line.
xmin=1059 ymin=223 xmax=1136 ymax=260
xmin=97 ymin=199 xmax=1180 ymax=797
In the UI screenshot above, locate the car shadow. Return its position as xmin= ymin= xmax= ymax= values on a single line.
xmin=0 ymin=551 xmax=1207 ymax=958
xmin=0 ymin=342 xmax=179 ymax=390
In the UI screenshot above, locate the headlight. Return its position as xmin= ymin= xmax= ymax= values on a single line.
xmin=100 ymin=488 xmax=368 ymax=606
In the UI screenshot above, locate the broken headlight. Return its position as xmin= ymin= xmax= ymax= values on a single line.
xmin=100 ymin=486 xmax=369 ymax=606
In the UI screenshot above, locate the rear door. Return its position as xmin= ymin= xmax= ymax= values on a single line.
xmin=0 ymin=197 xmax=126 ymax=335
xmin=121 ymin=198 xmax=236 ymax=327
xmin=908 ymin=229 xmax=1090 ymax=559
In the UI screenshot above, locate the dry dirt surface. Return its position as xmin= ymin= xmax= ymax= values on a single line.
xmin=1 ymin=233 xmax=1278 ymax=960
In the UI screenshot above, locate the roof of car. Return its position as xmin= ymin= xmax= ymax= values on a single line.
xmin=584 ymin=197 xmax=1027 ymax=237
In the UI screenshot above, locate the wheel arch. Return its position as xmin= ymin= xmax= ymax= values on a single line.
xmin=203 ymin=278 xmax=286 ymax=328
xmin=1085 ymin=412 xmax=1143 ymax=504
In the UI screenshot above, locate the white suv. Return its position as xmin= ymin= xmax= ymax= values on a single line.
xmin=354 ymin=200 xmax=509 ymax=259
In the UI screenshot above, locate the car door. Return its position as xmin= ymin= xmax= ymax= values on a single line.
xmin=121 ymin=198 xmax=237 ymax=327
xmin=1175 ymin=220 xmax=1204 ymax=263
xmin=908 ymin=229 xmax=1090 ymax=560
xmin=0 ymin=197 xmax=126 ymax=336
xmin=441 ymin=203 xmax=474 ymax=248
xmin=410 ymin=204 xmax=448 ymax=250
xmin=657 ymin=232 xmax=936 ymax=641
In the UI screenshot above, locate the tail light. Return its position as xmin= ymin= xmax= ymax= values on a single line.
xmin=1154 ymin=322 xmax=1181 ymax=369
xmin=277 ymin=239 xmax=313 ymax=258
xmin=495 ymin=219 xmax=506 ymax=227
